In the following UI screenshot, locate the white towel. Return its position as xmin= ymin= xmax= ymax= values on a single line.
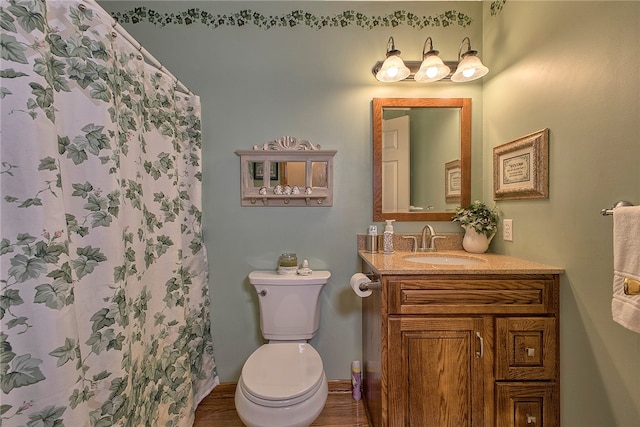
xmin=612 ymin=206 xmax=640 ymax=333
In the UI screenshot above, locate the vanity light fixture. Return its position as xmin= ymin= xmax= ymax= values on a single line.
xmin=414 ymin=37 xmax=451 ymax=83
xmin=375 ymin=37 xmax=411 ymax=82
xmin=450 ymin=37 xmax=489 ymax=82
xmin=372 ymin=36 xmax=488 ymax=83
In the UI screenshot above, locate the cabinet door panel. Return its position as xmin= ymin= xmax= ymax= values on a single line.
xmin=388 ymin=317 xmax=489 ymax=427
xmin=407 ymin=329 xmax=471 ymax=425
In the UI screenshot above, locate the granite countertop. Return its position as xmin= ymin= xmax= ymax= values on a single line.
xmin=359 ymin=250 xmax=564 ymax=275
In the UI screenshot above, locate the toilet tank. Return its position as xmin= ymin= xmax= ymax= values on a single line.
xmin=248 ymin=271 xmax=331 ymax=340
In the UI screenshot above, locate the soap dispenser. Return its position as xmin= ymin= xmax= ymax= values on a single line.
xmin=383 ymin=219 xmax=395 ymax=254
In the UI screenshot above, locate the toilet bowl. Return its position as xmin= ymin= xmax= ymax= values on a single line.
xmin=234 ymin=343 xmax=328 ymax=427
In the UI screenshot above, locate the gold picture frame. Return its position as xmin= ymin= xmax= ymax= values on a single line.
xmin=493 ymin=129 xmax=549 ymax=200
xmin=444 ymin=159 xmax=461 ymax=203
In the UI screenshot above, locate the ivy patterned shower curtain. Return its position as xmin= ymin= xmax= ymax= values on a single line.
xmin=0 ymin=1 xmax=218 ymax=425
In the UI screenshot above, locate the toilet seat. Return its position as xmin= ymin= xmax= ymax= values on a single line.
xmin=240 ymin=343 xmax=324 ymax=407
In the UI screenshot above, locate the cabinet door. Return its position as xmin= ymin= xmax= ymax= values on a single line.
xmin=388 ymin=317 xmax=491 ymax=427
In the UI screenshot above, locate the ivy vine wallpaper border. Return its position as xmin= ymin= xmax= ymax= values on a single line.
xmin=491 ymin=0 xmax=507 ymax=16
xmin=110 ymin=8 xmax=476 ymax=30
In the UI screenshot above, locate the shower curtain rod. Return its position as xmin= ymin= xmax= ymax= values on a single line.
xmin=111 ymin=21 xmax=192 ymax=95
xmin=81 ymin=0 xmax=193 ymax=95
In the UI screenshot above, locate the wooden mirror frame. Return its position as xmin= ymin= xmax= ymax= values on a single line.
xmin=373 ymin=98 xmax=471 ymax=221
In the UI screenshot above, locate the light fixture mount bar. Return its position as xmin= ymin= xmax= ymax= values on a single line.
xmin=371 ymin=60 xmax=459 ymax=82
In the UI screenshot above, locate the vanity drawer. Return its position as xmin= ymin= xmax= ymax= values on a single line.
xmin=496 ymin=317 xmax=557 ymax=380
xmin=386 ymin=274 xmax=558 ymax=315
xmin=496 ymin=382 xmax=559 ymax=427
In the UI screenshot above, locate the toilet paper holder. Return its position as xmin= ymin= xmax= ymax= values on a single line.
xmin=360 ymin=275 xmax=381 ymax=292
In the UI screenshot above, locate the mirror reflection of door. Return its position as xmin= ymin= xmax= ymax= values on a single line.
xmin=382 ymin=116 xmax=410 ymax=212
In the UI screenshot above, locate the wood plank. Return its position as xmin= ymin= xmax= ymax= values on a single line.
xmin=194 ymin=381 xmax=370 ymax=427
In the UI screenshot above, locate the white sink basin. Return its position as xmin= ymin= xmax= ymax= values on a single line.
xmin=404 ymin=254 xmax=485 ymax=266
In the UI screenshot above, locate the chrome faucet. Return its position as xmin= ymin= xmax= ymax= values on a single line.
xmin=420 ymin=224 xmax=434 ymax=251
xmin=420 ymin=224 xmax=445 ymax=251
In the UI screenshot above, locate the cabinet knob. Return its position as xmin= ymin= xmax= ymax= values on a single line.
xmin=526 ymin=414 xmax=537 ymax=424
xmin=525 ymin=347 xmax=536 ymax=357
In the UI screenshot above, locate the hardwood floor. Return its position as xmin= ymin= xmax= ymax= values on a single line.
xmin=194 ymin=381 xmax=370 ymax=426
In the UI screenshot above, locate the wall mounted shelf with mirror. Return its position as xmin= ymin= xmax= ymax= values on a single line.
xmin=236 ymin=136 xmax=336 ymax=207
xmin=373 ymin=98 xmax=471 ymax=221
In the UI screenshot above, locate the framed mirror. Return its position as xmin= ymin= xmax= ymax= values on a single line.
xmin=373 ymin=98 xmax=471 ymax=221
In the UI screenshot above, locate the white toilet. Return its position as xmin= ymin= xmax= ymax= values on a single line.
xmin=235 ymin=270 xmax=331 ymax=427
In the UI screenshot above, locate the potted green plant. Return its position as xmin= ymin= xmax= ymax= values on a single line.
xmin=452 ymin=200 xmax=499 ymax=253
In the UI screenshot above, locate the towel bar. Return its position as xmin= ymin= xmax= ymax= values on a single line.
xmin=600 ymin=200 xmax=634 ymax=216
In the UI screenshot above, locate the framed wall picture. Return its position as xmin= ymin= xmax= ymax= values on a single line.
xmin=444 ymin=159 xmax=461 ymax=203
xmin=493 ymin=129 xmax=549 ymax=200
xmin=253 ymin=162 xmax=279 ymax=181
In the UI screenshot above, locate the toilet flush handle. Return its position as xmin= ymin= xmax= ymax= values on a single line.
xmin=258 ymin=289 xmax=267 ymax=297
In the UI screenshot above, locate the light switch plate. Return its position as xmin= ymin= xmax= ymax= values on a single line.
xmin=503 ymin=219 xmax=513 ymax=241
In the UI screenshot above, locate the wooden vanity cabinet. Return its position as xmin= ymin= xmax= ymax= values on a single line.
xmin=362 ymin=273 xmax=560 ymax=427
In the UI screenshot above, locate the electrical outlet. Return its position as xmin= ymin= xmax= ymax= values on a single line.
xmin=503 ymin=219 xmax=513 ymax=241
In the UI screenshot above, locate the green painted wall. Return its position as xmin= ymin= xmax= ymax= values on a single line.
xmin=101 ymin=1 xmax=640 ymax=424
xmin=483 ymin=1 xmax=640 ymax=425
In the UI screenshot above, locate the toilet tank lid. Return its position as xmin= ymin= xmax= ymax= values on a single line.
xmin=249 ymin=270 xmax=331 ymax=285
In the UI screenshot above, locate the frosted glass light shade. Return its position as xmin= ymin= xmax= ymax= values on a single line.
xmin=414 ymin=55 xmax=451 ymax=83
xmin=451 ymin=54 xmax=489 ymax=82
xmin=375 ymin=55 xmax=410 ymax=82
